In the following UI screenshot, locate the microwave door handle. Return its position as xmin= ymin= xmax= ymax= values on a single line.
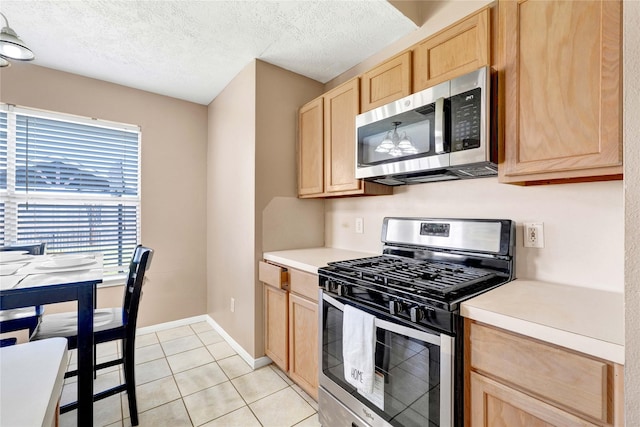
xmin=434 ymin=97 xmax=446 ymax=154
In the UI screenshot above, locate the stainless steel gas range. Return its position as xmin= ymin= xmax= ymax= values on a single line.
xmin=318 ymin=217 xmax=516 ymax=427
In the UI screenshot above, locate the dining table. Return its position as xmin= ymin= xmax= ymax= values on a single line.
xmin=0 ymin=250 xmax=103 ymax=425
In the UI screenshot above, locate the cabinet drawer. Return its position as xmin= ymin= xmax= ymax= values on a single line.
xmin=469 ymin=322 xmax=612 ymax=423
xmin=289 ymin=269 xmax=318 ymax=302
xmin=259 ymin=261 xmax=288 ymax=290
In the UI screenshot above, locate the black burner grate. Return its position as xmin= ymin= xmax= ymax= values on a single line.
xmin=328 ymin=255 xmax=497 ymax=296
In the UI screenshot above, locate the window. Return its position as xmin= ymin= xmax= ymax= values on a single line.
xmin=0 ymin=105 xmax=141 ymax=276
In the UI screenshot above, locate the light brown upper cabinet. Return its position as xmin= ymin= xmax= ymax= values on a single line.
xmin=298 ymin=97 xmax=324 ymax=197
xmin=297 ymin=78 xmax=392 ymax=198
xmin=413 ymin=8 xmax=490 ymax=92
xmin=498 ymin=0 xmax=622 ymax=184
xmin=360 ymin=51 xmax=412 ymax=112
xmin=324 ymin=79 xmax=362 ymax=193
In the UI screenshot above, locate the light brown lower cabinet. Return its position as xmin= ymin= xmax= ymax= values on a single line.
xmin=466 ymin=319 xmax=624 ymax=427
xmin=470 ymin=372 xmax=600 ymax=427
xmin=288 ymin=292 xmax=318 ymax=400
xmin=264 ymin=282 xmax=288 ymax=371
xmin=260 ymin=261 xmax=319 ymax=400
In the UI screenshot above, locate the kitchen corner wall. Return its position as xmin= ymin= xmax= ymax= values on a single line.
xmin=0 ymin=63 xmax=209 ymax=327
xmin=207 ymin=60 xmax=324 ymax=358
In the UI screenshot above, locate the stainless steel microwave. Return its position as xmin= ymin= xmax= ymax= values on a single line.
xmin=355 ymin=66 xmax=496 ymax=185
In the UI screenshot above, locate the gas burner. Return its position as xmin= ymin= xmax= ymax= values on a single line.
xmin=327 ymin=255 xmax=500 ymax=296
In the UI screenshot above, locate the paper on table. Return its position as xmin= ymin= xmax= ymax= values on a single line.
xmin=16 ymin=270 xmax=101 ymax=289
xmin=0 ymin=263 xmax=24 ymax=276
xmin=0 ymin=275 xmax=26 ymax=290
xmin=0 ymin=252 xmax=32 ymax=264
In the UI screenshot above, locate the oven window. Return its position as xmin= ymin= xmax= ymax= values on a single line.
xmin=322 ymin=302 xmax=441 ymax=426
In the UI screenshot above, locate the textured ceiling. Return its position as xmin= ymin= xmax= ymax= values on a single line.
xmin=0 ymin=1 xmax=418 ymax=105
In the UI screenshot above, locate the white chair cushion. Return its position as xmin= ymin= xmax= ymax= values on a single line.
xmin=0 ymin=307 xmax=39 ymax=321
xmin=32 ymin=308 xmax=124 ymax=340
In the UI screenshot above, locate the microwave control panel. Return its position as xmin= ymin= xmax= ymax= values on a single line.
xmin=450 ymin=87 xmax=481 ymax=152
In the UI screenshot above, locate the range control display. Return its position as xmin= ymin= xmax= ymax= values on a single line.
xmin=420 ymin=222 xmax=450 ymax=237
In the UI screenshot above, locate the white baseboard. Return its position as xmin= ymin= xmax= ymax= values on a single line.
xmin=136 ymin=315 xmax=210 ymax=335
xmin=136 ymin=315 xmax=272 ymax=370
xmin=204 ymin=316 xmax=273 ymax=369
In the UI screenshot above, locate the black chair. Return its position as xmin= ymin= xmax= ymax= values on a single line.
xmin=0 ymin=242 xmax=47 ymax=335
xmin=30 ymin=245 xmax=153 ymax=426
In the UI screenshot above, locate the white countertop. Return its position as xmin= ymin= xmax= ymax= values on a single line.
xmin=0 ymin=338 xmax=69 ymax=427
xmin=264 ymin=249 xmax=625 ymax=364
xmin=263 ymin=247 xmax=377 ymax=274
xmin=461 ymin=279 xmax=624 ymax=364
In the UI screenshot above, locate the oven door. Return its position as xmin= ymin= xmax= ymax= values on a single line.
xmin=319 ymin=291 xmax=454 ymax=427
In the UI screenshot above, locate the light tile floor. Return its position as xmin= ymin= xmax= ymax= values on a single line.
xmin=59 ymin=321 xmax=320 ymax=427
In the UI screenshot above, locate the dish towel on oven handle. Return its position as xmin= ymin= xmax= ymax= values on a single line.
xmin=342 ymin=304 xmax=376 ymax=394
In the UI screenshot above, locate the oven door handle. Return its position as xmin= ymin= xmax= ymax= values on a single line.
xmin=322 ymin=292 xmax=443 ymax=347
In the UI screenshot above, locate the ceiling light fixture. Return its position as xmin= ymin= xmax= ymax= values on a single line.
xmin=375 ymin=121 xmax=417 ymax=157
xmin=0 ymin=12 xmax=35 ymax=62
xmin=0 ymin=56 xmax=9 ymax=68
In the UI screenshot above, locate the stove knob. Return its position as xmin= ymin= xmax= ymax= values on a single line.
xmin=324 ymin=280 xmax=338 ymax=293
xmin=410 ymin=306 xmax=424 ymax=323
xmin=323 ymin=280 xmax=332 ymax=292
xmin=389 ymin=300 xmax=404 ymax=315
xmin=337 ymin=284 xmax=350 ymax=297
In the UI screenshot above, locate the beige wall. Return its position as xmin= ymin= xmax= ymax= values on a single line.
xmin=326 ymin=180 xmax=623 ymax=291
xmin=207 ymin=62 xmax=257 ymax=355
xmin=0 ymin=63 xmax=209 ymax=327
xmin=624 ymin=0 xmax=640 ymax=423
xmin=207 ymin=60 xmax=324 ymax=358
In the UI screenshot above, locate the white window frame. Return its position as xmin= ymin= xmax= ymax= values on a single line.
xmin=0 ymin=104 xmax=141 ymax=280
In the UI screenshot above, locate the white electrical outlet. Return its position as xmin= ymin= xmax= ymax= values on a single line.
xmin=524 ymin=222 xmax=544 ymax=248
xmin=230 ymin=298 xmax=235 ymax=313
xmin=355 ymin=217 xmax=364 ymax=234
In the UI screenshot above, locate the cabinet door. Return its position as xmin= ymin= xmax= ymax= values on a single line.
xmin=469 ymin=321 xmax=612 ymax=422
xmin=264 ymin=284 xmax=288 ymax=371
xmin=288 ymin=293 xmax=318 ymax=400
xmin=298 ymin=97 xmax=324 ymax=197
xmin=361 ymin=51 xmax=412 ymax=112
xmin=413 ymin=8 xmax=490 ymax=91
xmin=499 ymin=0 xmax=622 ymax=184
xmin=470 ymin=372 xmax=599 ymax=427
xmin=323 ymin=78 xmax=362 ymax=193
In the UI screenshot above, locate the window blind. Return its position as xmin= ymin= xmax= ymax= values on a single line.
xmin=0 ymin=111 xmax=6 ymax=245
xmin=0 ymin=105 xmax=141 ymax=276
